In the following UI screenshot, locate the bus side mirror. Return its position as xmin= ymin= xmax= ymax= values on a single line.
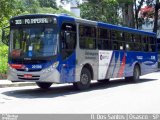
xmin=2 ymin=27 xmax=10 ymax=46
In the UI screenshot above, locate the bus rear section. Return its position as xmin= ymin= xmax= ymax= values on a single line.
xmin=98 ymin=50 xmax=157 ymax=81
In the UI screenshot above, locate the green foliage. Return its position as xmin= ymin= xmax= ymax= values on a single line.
xmin=0 ymin=44 xmax=8 ymax=74
xmin=80 ymin=0 xmax=119 ymax=24
xmin=38 ymin=0 xmax=58 ymax=9
xmin=117 ymin=0 xmax=134 ymax=4
xmin=0 ymin=0 xmax=16 ymax=27
xmin=36 ymin=7 xmax=75 ymax=15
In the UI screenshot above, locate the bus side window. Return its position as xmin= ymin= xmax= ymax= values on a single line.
xmin=60 ymin=23 xmax=76 ymax=60
xmin=79 ymin=25 xmax=96 ymax=49
xmin=125 ymin=32 xmax=133 ymax=51
xmin=142 ymin=36 xmax=149 ymax=52
xmin=111 ymin=30 xmax=124 ymax=50
xmin=111 ymin=30 xmax=118 ymax=50
xmin=149 ymin=37 xmax=156 ymax=52
xmin=98 ymin=28 xmax=110 ymax=50
xmin=132 ymin=34 xmax=141 ymax=51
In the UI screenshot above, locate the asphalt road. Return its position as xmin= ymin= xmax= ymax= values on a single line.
xmin=0 ymin=72 xmax=160 ymax=113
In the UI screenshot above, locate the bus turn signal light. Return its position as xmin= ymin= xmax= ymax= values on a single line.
xmin=10 ymin=64 xmax=25 ymax=69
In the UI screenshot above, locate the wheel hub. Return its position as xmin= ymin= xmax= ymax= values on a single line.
xmin=81 ymin=74 xmax=89 ymax=85
xmin=135 ymin=68 xmax=139 ymax=79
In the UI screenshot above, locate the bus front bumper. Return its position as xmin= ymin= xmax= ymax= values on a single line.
xmin=7 ymin=67 xmax=61 ymax=83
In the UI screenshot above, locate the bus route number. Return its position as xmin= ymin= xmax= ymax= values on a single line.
xmin=15 ymin=20 xmax=22 ymax=24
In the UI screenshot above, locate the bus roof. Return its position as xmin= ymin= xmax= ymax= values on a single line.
xmin=11 ymin=14 xmax=156 ymax=37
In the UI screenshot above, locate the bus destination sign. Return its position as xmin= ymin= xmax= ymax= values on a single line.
xmin=12 ymin=17 xmax=57 ymax=25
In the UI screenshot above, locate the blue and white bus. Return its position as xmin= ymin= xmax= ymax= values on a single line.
xmin=2 ymin=14 xmax=157 ymax=90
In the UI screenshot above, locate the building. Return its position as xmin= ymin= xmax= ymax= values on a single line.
xmin=56 ymin=0 xmax=86 ymax=17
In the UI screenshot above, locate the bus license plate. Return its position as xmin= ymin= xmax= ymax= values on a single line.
xmin=24 ymin=74 xmax=32 ymax=79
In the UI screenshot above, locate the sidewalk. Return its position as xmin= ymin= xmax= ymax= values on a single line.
xmin=0 ymin=80 xmax=36 ymax=88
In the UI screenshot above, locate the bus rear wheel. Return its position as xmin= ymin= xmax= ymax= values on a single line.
xmin=73 ymin=68 xmax=91 ymax=90
xmin=132 ymin=65 xmax=140 ymax=82
xmin=125 ymin=65 xmax=140 ymax=82
xmin=36 ymin=82 xmax=52 ymax=89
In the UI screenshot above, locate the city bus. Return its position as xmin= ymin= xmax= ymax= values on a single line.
xmin=2 ymin=14 xmax=157 ymax=90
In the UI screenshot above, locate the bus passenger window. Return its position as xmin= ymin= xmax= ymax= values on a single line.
xmin=149 ymin=37 xmax=156 ymax=52
xmin=111 ymin=30 xmax=123 ymax=50
xmin=98 ymin=28 xmax=111 ymax=50
xmin=142 ymin=36 xmax=148 ymax=52
xmin=79 ymin=25 xmax=96 ymax=49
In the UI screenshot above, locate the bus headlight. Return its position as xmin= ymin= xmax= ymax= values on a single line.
xmin=8 ymin=64 xmax=16 ymax=72
xmin=9 ymin=66 xmax=16 ymax=72
xmin=42 ymin=61 xmax=59 ymax=73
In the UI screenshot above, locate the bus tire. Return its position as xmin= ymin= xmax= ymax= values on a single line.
xmin=132 ymin=65 xmax=140 ymax=82
xmin=125 ymin=65 xmax=140 ymax=82
xmin=97 ymin=79 xmax=109 ymax=83
xmin=36 ymin=82 xmax=52 ymax=89
xmin=73 ymin=68 xmax=91 ymax=90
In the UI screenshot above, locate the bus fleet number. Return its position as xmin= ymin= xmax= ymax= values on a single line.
xmin=32 ymin=65 xmax=42 ymax=69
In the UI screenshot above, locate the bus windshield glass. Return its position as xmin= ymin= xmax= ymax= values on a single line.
xmin=10 ymin=26 xmax=58 ymax=58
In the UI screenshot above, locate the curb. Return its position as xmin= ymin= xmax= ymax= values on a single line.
xmin=0 ymin=82 xmax=36 ymax=88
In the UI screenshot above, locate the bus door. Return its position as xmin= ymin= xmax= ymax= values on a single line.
xmin=60 ymin=22 xmax=77 ymax=83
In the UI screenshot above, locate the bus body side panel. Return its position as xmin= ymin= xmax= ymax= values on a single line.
xmin=124 ymin=52 xmax=157 ymax=77
xmin=99 ymin=50 xmax=126 ymax=79
xmin=75 ymin=49 xmax=99 ymax=82
xmin=98 ymin=50 xmax=157 ymax=79
xmin=98 ymin=50 xmax=113 ymax=79
xmin=142 ymin=52 xmax=158 ymax=75
xmin=74 ymin=20 xmax=98 ymax=82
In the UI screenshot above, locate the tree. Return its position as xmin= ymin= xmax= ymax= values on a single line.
xmin=153 ymin=0 xmax=160 ymax=33
xmin=137 ymin=0 xmax=160 ymax=33
xmin=22 ymin=0 xmax=40 ymax=13
xmin=135 ymin=0 xmax=145 ymax=28
xmin=0 ymin=0 xmax=17 ymax=27
xmin=80 ymin=0 xmax=146 ymax=28
xmin=117 ymin=0 xmax=152 ymax=28
xmin=118 ymin=0 xmax=155 ymax=29
xmin=124 ymin=2 xmax=135 ymax=28
xmin=80 ymin=0 xmax=119 ymax=24
xmin=38 ymin=0 xmax=58 ymax=9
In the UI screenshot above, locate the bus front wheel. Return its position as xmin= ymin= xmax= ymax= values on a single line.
xmin=73 ymin=68 xmax=91 ymax=90
xmin=36 ymin=82 xmax=52 ymax=89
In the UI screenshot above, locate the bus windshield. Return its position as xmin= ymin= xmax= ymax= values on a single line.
xmin=10 ymin=26 xmax=58 ymax=58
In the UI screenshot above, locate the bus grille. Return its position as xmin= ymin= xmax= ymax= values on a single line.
xmin=17 ymin=75 xmax=40 ymax=80
xmin=16 ymin=69 xmax=42 ymax=72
